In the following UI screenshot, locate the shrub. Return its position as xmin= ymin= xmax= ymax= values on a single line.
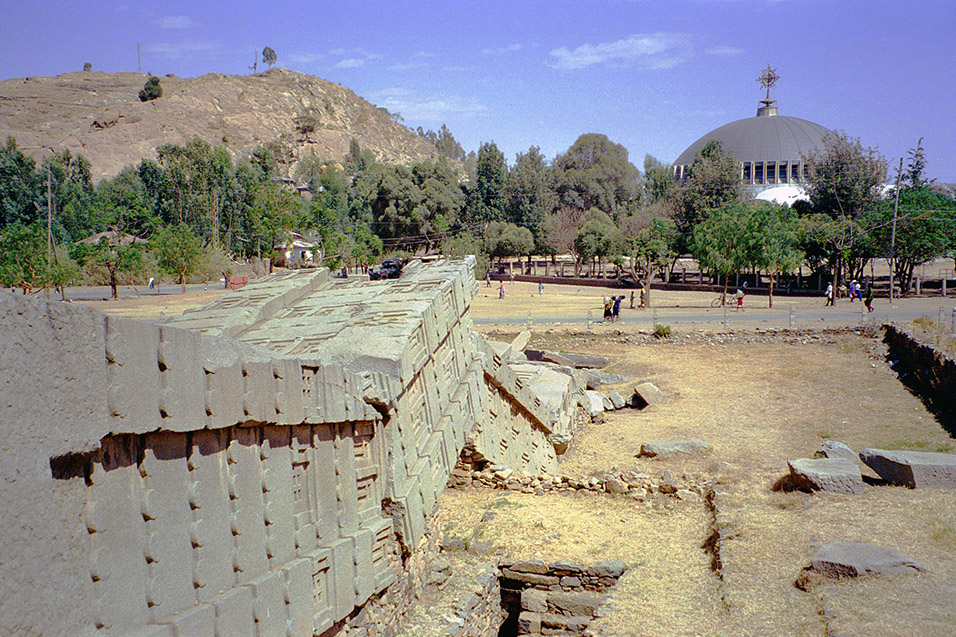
xmin=653 ymin=323 xmax=672 ymax=339
xmin=139 ymin=76 xmax=162 ymax=102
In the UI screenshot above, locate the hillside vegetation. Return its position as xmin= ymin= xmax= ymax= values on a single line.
xmin=0 ymin=69 xmax=440 ymax=180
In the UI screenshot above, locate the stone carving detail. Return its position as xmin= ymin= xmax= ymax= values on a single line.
xmin=1 ymin=257 xmax=576 ymax=635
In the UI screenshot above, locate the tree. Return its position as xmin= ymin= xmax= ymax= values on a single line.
xmin=553 ymin=134 xmax=642 ymax=218
xmin=746 ymin=203 xmax=803 ymax=307
xmin=152 ymin=223 xmax=202 ymax=291
xmin=503 ymin=146 xmax=556 ymax=246
xmin=690 ymin=201 xmax=754 ymax=303
xmin=467 ymin=142 xmax=507 ymax=223
xmin=643 ymin=154 xmax=675 ymax=204
xmin=262 ymin=47 xmax=277 ymax=70
xmin=804 ymin=132 xmax=885 ymax=294
xmin=573 ymin=209 xmax=623 ymax=276
xmin=139 ymin=75 xmax=162 ymax=102
xmin=83 ymin=62 xmax=92 ymax=72
xmin=70 ymin=232 xmax=144 ymax=299
xmin=484 ymin=221 xmax=534 ymax=266
xmin=0 ymin=222 xmax=49 ymax=293
xmin=441 ymin=230 xmax=488 ymax=278
xmin=619 ymin=214 xmax=678 ymax=308
xmin=0 ymin=137 xmax=42 ymax=230
xmin=674 ymin=140 xmax=741 ymax=239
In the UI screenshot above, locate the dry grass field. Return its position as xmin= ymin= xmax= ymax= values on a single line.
xmin=436 ymin=333 xmax=956 ymax=636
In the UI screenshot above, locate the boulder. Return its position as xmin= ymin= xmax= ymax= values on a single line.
xmin=631 ymin=382 xmax=664 ymax=408
xmin=788 ymin=458 xmax=864 ymax=495
xmin=811 ymin=541 xmax=926 ymax=578
xmin=639 ymin=440 xmax=709 ymax=458
xmin=582 ymin=390 xmax=606 ymax=417
xmin=859 ymin=448 xmax=956 ymax=489
xmin=816 ymin=440 xmax=857 ymax=461
xmin=607 ymin=391 xmax=626 ymax=410
xmin=605 ymin=477 xmax=630 ymax=494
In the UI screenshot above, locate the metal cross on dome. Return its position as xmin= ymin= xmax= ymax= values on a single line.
xmin=757 ymin=64 xmax=781 ymax=101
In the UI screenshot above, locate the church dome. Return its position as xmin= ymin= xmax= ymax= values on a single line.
xmin=673 ymin=113 xmax=832 ymax=168
xmin=672 ymin=66 xmax=833 ymax=192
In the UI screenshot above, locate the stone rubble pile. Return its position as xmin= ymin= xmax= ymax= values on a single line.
xmin=447 ymin=465 xmax=711 ymax=502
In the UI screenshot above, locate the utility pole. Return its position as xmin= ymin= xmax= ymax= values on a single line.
xmin=46 ymin=165 xmax=52 ymax=299
xmin=250 ymin=47 xmax=258 ymax=75
xmin=889 ymin=157 xmax=903 ymax=301
xmin=137 ymin=43 xmax=142 ymax=73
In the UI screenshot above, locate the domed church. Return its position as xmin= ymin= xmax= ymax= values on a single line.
xmin=672 ymin=66 xmax=833 ymax=198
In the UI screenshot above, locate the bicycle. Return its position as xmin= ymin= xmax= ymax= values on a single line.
xmin=711 ymin=291 xmax=744 ymax=309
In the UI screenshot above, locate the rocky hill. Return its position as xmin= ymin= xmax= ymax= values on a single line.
xmin=0 ymin=69 xmax=441 ymax=181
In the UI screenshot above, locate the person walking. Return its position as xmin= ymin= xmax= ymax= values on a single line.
xmin=629 ymin=290 xmax=635 ymax=309
xmin=864 ymin=282 xmax=874 ymax=312
xmin=824 ymin=282 xmax=834 ymax=306
xmin=603 ymin=297 xmax=613 ymax=322
xmin=538 ymin=282 xmax=544 ymax=296
xmin=498 ymin=282 xmax=505 ymax=299
xmin=612 ymin=295 xmax=623 ymax=321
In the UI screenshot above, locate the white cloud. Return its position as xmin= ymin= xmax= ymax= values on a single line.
xmin=147 ymin=41 xmax=218 ymax=60
xmin=155 ymin=15 xmax=196 ymax=29
xmin=288 ymin=52 xmax=322 ymax=65
xmin=481 ymin=43 xmax=523 ymax=55
xmin=706 ymin=45 xmax=744 ymax=56
xmin=548 ymin=32 xmax=692 ymax=70
xmin=364 ymin=87 xmax=488 ymax=123
xmin=388 ymin=62 xmax=429 ymax=71
xmin=331 ymin=48 xmax=381 ymax=69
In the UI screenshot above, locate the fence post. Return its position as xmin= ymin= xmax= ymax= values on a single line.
xmin=652 ymin=308 xmax=659 ymax=329
xmin=951 ymin=308 xmax=955 ymax=334
xmin=915 ymin=277 xmax=921 ymax=295
xmin=789 ymin=305 xmax=795 ymax=330
xmin=723 ymin=305 xmax=729 ymax=331
xmin=587 ymin=310 xmax=592 ymax=333
xmin=943 ymin=278 xmax=948 ymax=297
xmin=527 ymin=311 xmax=532 ymax=330
xmin=938 ymin=306 xmax=943 ymax=329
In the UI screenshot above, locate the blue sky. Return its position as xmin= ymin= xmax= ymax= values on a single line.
xmin=2 ymin=1 xmax=955 ymax=182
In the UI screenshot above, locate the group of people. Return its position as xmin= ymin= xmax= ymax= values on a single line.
xmin=603 ymin=295 xmax=625 ymax=322
xmin=825 ymin=279 xmax=874 ymax=312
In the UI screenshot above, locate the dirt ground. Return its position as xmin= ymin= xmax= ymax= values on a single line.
xmin=427 ymin=334 xmax=956 ymax=636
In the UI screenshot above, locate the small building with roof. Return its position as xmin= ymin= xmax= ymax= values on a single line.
xmin=672 ymin=66 xmax=833 ymax=199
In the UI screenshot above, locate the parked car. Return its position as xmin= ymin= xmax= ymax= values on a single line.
xmin=369 ymin=259 xmax=404 ymax=280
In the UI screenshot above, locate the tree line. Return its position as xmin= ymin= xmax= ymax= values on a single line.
xmin=1 ymin=125 xmax=953 ymax=305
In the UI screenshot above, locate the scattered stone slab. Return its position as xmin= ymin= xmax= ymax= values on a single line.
xmin=631 ymin=382 xmax=664 ymax=408
xmin=811 ymin=541 xmax=926 ymax=578
xmin=639 ymin=440 xmax=709 ymax=458
xmin=541 ymin=351 xmax=574 ymax=367
xmin=510 ymin=330 xmax=531 ymax=356
xmin=600 ymin=393 xmax=614 ymax=411
xmin=558 ymin=352 xmax=609 ymax=369
xmin=583 ymin=370 xmax=632 ymax=390
xmin=815 ymin=440 xmax=857 ymax=462
xmin=859 ymin=448 xmax=956 ymax=489
xmin=788 ymin=458 xmax=864 ymax=495
xmin=607 ymin=391 xmax=626 ymax=410
xmin=582 ymin=390 xmax=606 ymax=417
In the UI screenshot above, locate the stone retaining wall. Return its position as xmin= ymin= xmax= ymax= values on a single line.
xmin=498 ymin=559 xmax=626 ymax=636
xmin=884 ymin=324 xmax=956 ymax=433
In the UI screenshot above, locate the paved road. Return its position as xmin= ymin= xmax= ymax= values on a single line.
xmin=473 ymin=304 xmax=956 ymax=330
